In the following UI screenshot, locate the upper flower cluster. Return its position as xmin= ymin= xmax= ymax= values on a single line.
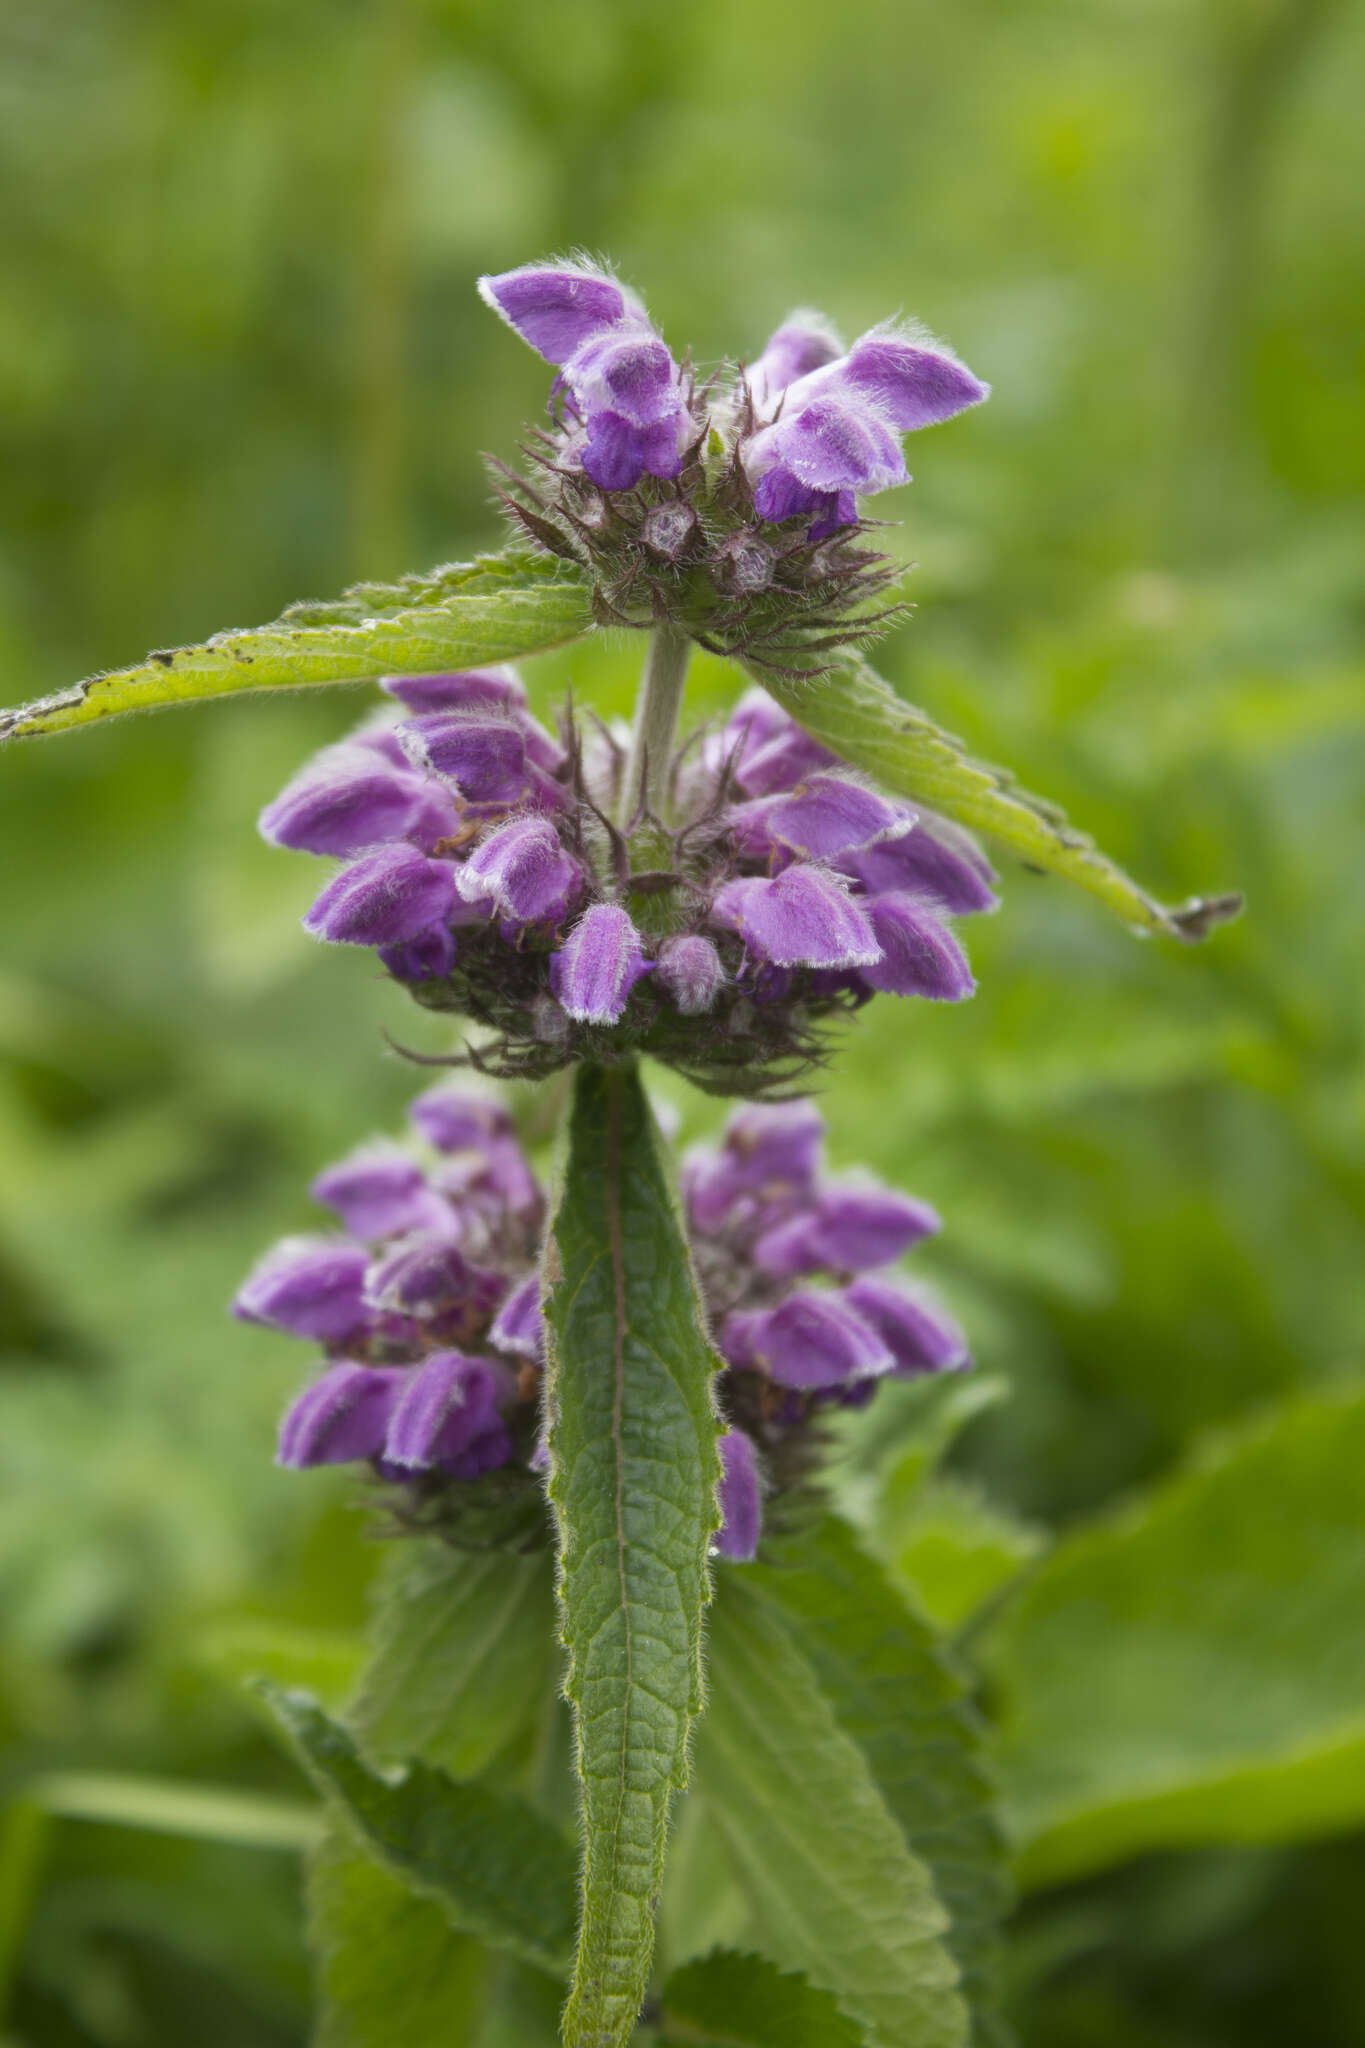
xmin=262 ymin=670 xmax=996 ymax=1092
xmin=478 ymin=259 xmax=988 ymax=670
xmin=236 ymin=1087 xmax=969 ymax=1559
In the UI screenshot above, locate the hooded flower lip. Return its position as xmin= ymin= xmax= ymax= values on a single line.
xmin=382 ymin=1351 xmax=511 ymax=1473
xmin=838 ymin=821 xmax=998 ymax=917
xmin=747 ymin=311 xmax=845 ymax=412
xmin=715 ymin=1429 xmax=762 ymax=1562
xmin=233 ymin=1237 xmax=371 ymax=1344
xmin=488 ymin=1271 xmax=544 ymax=1360
xmin=311 ymin=1142 xmax=453 ymax=1241
xmin=277 ymin=1363 xmax=403 ymax=1468
xmin=654 ymin=934 xmax=725 ymax=1016
xmin=727 ymin=774 xmax=912 ymax=866
xmin=549 ymin=903 xmax=651 ymax=1023
xmin=753 ymin=1184 xmax=942 ymax=1277
xmin=259 ymin=744 xmax=458 ymax=859
xmin=722 ymin=1290 xmax=892 ymax=1389
xmin=363 ymin=1233 xmax=505 ymax=1324
xmin=860 ymin=892 xmax=975 ymax=1001
xmin=844 ymin=1274 xmax=970 ymax=1375
xmin=711 ymin=863 xmax=882 ymax=970
xmin=380 ymin=666 xmax=527 ymax=716
xmin=477 ymin=262 xmax=640 ymax=364
xmin=304 ymin=846 xmax=457 ymax=948
xmin=455 ymin=814 xmax=583 ymax=930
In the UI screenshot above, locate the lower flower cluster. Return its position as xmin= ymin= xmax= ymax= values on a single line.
xmin=235 ymin=1086 xmax=969 ymax=1558
xmin=262 ymin=668 xmax=996 ymax=1094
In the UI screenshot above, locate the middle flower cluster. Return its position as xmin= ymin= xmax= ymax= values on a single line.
xmin=263 ymin=669 xmax=996 ymax=1092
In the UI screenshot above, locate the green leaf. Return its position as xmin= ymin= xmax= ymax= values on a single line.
xmin=349 ymin=1542 xmax=555 ymax=1780
xmin=307 ymin=1823 xmax=488 ymax=2048
xmin=0 ymin=550 xmax=593 ymax=741
xmin=759 ymin=657 xmax=1242 ymax=942
xmin=694 ymin=1577 xmax=968 ymax=2048
xmin=882 ymin=1476 xmax=1045 ymax=1633
xmin=746 ymin=1518 xmax=1013 ymax=2047
xmin=27 ymin=1771 xmax=321 ymax=1851
xmin=659 ymin=1948 xmax=868 ymax=2046
xmin=197 ymin=1617 xmax=365 ymax=1711
xmin=987 ymin=1384 xmax=1365 ymax=1889
xmin=257 ymin=1683 xmax=576 ymax=1976
xmin=544 ymin=1062 xmax=724 ymax=2048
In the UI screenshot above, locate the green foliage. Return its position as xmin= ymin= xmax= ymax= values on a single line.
xmin=988 ymin=1384 xmax=1365 ymax=1889
xmin=0 ymin=552 xmax=592 ymax=741
xmin=544 ymin=1063 xmax=723 ymax=2048
xmin=658 ymin=1948 xmax=867 ymax=2046
xmin=306 ymin=1825 xmax=487 ymax=2048
xmin=744 ymin=1517 xmax=1012 ymax=2045
xmin=695 ymin=1578 xmax=968 ymax=2048
xmin=762 ymin=660 xmax=1241 ymax=943
xmin=349 ymin=1543 xmax=555 ymax=1781
xmin=257 ymin=1685 xmax=576 ymax=1978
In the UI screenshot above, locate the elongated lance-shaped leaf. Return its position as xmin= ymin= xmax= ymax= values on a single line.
xmin=695 ymin=1578 xmax=968 ymax=2048
xmin=746 ymin=1518 xmax=1013 ymax=2047
xmin=0 ymin=549 xmax=593 ymax=741
xmin=757 ymin=656 xmax=1242 ymax=943
xmin=256 ymin=1683 xmax=577 ymax=1978
xmin=544 ymin=1062 xmax=724 ymax=2048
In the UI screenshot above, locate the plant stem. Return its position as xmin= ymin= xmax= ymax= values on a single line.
xmin=621 ymin=625 xmax=691 ymax=824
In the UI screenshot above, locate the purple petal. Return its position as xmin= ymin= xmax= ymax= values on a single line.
xmin=655 ymin=934 xmax=725 ymax=1015
xmin=838 ymin=816 xmax=997 ymax=916
xmin=754 ymin=1184 xmax=941 ymax=1276
xmin=456 ymin=815 xmax=583 ymax=929
xmin=711 ymin=863 xmax=881 ymax=970
xmin=363 ymin=1233 xmax=504 ymax=1321
xmin=303 ymin=847 xmax=456 ymax=947
xmin=396 ymin=715 xmax=529 ymax=805
xmin=409 ymin=1085 xmax=514 ymax=1153
xmin=549 ymin=904 xmax=651 ymax=1024
xmin=489 ymin=1271 xmax=544 ymax=1360
xmin=277 ymin=1363 xmax=404 ymax=1467
xmin=260 ymin=746 xmax=458 ymax=858
xmin=751 ymin=465 xmax=821 ymax=525
xmin=727 ymin=704 xmax=838 ymax=799
xmin=580 ymin=412 xmax=648 ymax=492
xmin=748 ymin=396 xmax=906 ymax=496
xmin=233 ymin=1236 xmax=370 ymax=1344
xmin=860 ymin=894 xmax=975 ymax=1001
xmin=380 ymin=668 xmax=527 ymax=716
xmin=477 ymin=263 xmax=632 ymax=365
xmin=311 ymin=1143 xmax=452 ymax=1240
xmin=840 ymin=327 xmax=989 ymax=432
xmin=728 ymin=774 xmax=911 ymax=864
xmin=568 ymin=323 xmax=682 ymax=427
xmin=748 ymin=312 xmax=844 ymax=409
xmin=383 ymin=1351 xmax=509 ymax=1471
xmin=684 ymin=1100 xmax=825 ymax=1231
xmin=715 ymin=1430 xmax=762 ymax=1562
xmin=721 ymin=1291 xmax=892 ymax=1389
xmin=378 ymin=924 xmax=457 ymax=983
xmin=844 ymin=1274 xmax=970 ymax=1375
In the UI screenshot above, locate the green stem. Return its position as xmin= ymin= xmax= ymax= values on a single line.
xmin=621 ymin=625 xmax=692 ymax=824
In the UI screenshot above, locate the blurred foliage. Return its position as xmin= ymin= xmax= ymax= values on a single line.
xmin=1 ymin=0 xmax=1362 ymax=2040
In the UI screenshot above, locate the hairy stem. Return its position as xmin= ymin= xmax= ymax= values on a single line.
xmin=622 ymin=625 xmax=692 ymax=823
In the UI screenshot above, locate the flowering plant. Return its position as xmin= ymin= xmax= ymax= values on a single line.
xmin=0 ymin=259 xmax=1239 ymax=2047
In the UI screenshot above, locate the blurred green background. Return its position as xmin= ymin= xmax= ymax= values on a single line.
xmin=2 ymin=0 xmax=1363 ymax=2041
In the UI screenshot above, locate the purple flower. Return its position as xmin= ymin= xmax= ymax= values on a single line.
xmin=685 ymin=1100 xmax=825 ymax=1230
xmin=715 ymin=1429 xmax=762 ymax=1562
xmin=382 ymin=1351 xmax=512 ymax=1475
xmin=550 ymin=903 xmax=651 ymax=1024
xmin=711 ymin=863 xmax=881 ymax=970
xmin=233 ymin=1237 xmax=370 ymax=1344
xmin=489 ymin=1270 xmax=544 ymax=1360
xmin=377 ymin=924 xmax=458 ymax=984
xmin=456 ymin=814 xmax=583 ymax=930
xmin=380 ymin=667 xmax=527 ymax=716
xmin=396 ymin=714 xmax=535 ymax=807
xmin=259 ymin=744 xmax=458 ymax=858
xmin=860 ymin=893 xmax=975 ymax=1001
xmin=844 ymin=1274 xmax=970 ymax=1375
xmin=311 ymin=1143 xmax=452 ymax=1241
xmin=478 ymin=260 xmax=690 ymax=491
xmin=408 ymin=1085 xmax=514 ymax=1154
xmin=654 ymin=934 xmax=725 ymax=1015
xmin=728 ymin=774 xmax=911 ymax=865
xmin=744 ymin=318 xmax=988 ymax=536
xmin=754 ymin=1184 xmax=941 ymax=1277
xmin=747 ymin=311 xmax=844 ymax=411
xmin=304 ymin=846 xmax=457 ymax=948
xmin=277 ymin=1363 xmax=404 ymax=1467
xmin=722 ymin=1290 xmax=892 ymax=1389
xmin=838 ymin=819 xmax=998 ymax=916
xmin=363 ymin=1234 xmax=505 ymax=1323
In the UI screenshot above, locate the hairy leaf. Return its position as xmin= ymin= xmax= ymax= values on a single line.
xmin=695 ymin=1578 xmax=968 ymax=2048
xmin=257 ymin=1683 xmax=576 ymax=1976
xmin=747 ymin=1518 xmax=1013 ymax=2047
xmin=307 ymin=1823 xmax=488 ymax=2048
xmin=659 ymin=1947 xmax=867 ymax=2046
xmin=760 ymin=657 xmax=1242 ymax=942
xmin=988 ymin=1384 xmax=1365 ymax=1888
xmin=544 ymin=1062 xmax=724 ymax=2048
xmin=349 ymin=1542 xmax=555 ymax=1780
xmin=0 ymin=550 xmax=593 ymax=741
